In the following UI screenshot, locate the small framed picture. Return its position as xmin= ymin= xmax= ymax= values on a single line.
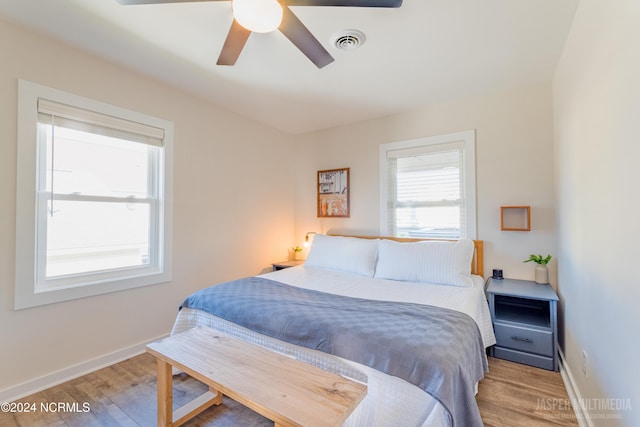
xmin=317 ymin=168 xmax=350 ymax=217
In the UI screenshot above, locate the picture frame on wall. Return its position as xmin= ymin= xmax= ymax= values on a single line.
xmin=317 ymin=168 xmax=350 ymax=217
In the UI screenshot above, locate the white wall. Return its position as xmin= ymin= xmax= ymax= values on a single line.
xmin=553 ymin=0 xmax=640 ymax=425
xmin=0 ymin=19 xmax=296 ymax=399
xmin=294 ymin=82 xmax=557 ymax=283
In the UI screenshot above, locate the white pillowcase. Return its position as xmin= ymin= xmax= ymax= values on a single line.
xmin=374 ymin=239 xmax=475 ymax=287
xmin=304 ymin=235 xmax=379 ymax=277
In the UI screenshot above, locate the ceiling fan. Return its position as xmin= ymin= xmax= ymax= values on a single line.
xmin=116 ymin=0 xmax=403 ymax=68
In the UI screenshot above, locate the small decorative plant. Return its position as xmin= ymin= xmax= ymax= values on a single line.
xmin=524 ymin=254 xmax=552 ymax=284
xmin=291 ymin=245 xmax=304 ymax=260
xmin=523 ymin=254 xmax=552 ymax=265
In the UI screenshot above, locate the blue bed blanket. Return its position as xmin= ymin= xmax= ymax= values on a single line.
xmin=180 ymin=276 xmax=487 ymax=427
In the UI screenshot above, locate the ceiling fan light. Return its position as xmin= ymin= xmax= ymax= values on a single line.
xmin=233 ymin=0 xmax=283 ymax=33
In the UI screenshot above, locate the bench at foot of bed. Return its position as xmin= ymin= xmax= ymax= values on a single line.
xmin=146 ymin=327 xmax=367 ymax=427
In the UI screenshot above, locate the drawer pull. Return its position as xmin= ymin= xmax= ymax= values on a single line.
xmin=511 ymin=336 xmax=533 ymax=343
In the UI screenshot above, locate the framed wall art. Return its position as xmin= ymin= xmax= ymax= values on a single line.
xmin=317 ymin=168 xmax=350 ymax=217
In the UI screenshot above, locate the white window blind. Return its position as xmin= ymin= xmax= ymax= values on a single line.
xmin=380 ymin=131 xmax=476 ymax=239
xmin=38 ymin=98 xmax=164 ymax=146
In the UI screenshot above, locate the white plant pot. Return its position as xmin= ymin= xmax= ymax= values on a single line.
xmin=535 ymin=265 xmax=549 ymax=284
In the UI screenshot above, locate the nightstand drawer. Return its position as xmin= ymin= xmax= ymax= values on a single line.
xmin=494 ymin=323 xmax=553 ymax=356
xmin=493 ymin=347 xmax=555 ymax=370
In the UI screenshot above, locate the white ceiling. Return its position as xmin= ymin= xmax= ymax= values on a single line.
xmin=0 ymin=0 xmax=579 ymax=134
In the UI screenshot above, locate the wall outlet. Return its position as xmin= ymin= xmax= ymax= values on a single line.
xmin=582 ymin=350 xmax=588 ymax=376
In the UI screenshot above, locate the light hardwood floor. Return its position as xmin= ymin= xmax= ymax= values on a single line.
xmin=1 ymin=354 xmax=579 ymax=427
xmin=477 ymin=357 xmax=579 ymax=426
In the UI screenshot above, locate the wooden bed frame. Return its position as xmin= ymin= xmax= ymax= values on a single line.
xmin=328 ymin=234 xmax=484 ymax=277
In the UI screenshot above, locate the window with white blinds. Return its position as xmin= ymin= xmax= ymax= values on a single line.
xmin=379 ymin=131 xmax=476 ymax=239
xmin=15 ymin=80 xmax=173 ymax=309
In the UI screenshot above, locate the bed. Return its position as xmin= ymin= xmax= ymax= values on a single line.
xmin=171 ymin=235 xmax=497 ymax=427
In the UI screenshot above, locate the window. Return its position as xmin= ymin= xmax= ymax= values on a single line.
xmin=15 ymin=80 xmax=173 ymax=309
xmin=379 ymin=131 xmax=476 ymax=239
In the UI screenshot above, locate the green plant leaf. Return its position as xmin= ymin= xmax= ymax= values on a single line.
xmin=523 ymin=254 xmax=552 ymax=264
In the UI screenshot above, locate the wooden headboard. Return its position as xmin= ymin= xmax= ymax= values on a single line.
xmin=327 ymin=234 xmax=484 ymax=277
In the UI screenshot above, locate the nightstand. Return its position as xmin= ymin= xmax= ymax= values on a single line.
xmin=271 ymin=260 xmax=305 ymax=271
xmin=486 ymin=277 xmax=559 ymax=371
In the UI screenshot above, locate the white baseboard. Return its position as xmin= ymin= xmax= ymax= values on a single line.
xmin=0 ymin=334 xmax=168 ymax=403
xmin=559 ymin=349 xmax=593 ymax=427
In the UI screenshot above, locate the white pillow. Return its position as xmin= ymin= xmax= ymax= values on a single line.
xmin=304 ymin=235 xmax=379 ymax=277
xmin=374 ymin=239 xmax=474 ymax=287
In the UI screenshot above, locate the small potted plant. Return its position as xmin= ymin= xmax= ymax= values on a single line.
xmin=523 ymin=254 xmax=552 ymax=284
xmin=291 ymin=245 xmax=304 ymax=261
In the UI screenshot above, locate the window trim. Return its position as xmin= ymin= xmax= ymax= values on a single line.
xmin=15 ymin=80 xmax=173 ymax=309
xmin=379 ymin=130 xmax=477 ymax=239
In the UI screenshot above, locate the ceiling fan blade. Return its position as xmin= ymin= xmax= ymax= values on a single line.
xmin=116 ymin=0 xmax=226 ymax=5
xmin=279 ymin=6 xmax=334 ymax=68
xmin=217 ymin=20 xmax=252 ymax=66
xmin=118 ymin=0 xmax=402 ymax=5
xmin=286 ymin=0 xmax=402 ymax=7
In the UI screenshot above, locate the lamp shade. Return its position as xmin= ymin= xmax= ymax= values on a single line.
xmin=233 ymin=0 xmax=283 ymax=33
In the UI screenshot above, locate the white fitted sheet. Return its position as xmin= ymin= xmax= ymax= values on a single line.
xmin=171 ymin=266 xmax=495 ymax=427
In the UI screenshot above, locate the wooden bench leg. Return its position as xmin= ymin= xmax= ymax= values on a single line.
xmin=209 ymin=385 xmax=223 ymax=405
xmin=157 ymin=359 xmax=173 ymax=427
xmin=155 ymin=358 xmax=224 ymax=427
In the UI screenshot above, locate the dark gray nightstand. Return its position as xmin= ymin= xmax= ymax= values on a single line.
xmin=486 ymin=277 xmax=559 ymax=371
xmin=271 ymin=260 xmax=305 ymax=271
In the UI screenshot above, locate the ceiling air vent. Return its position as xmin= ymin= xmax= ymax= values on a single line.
xmin=331 ymin=30 xmax=366 ymax=50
